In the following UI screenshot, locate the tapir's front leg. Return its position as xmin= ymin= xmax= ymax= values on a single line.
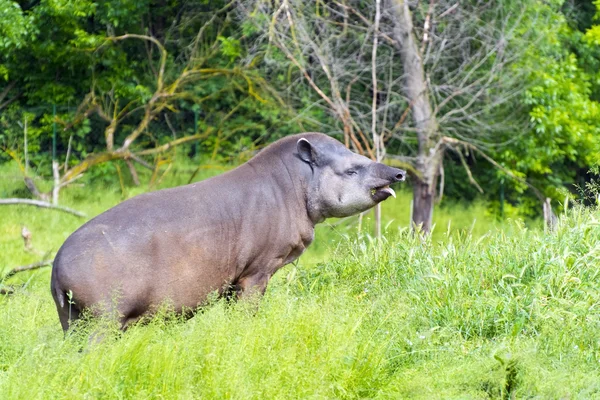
xmin=235 ymin=272 xmax=272 ymax=300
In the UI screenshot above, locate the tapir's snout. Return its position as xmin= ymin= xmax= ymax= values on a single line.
xmin=374 ymin=163 xmax=406 ymax=183
xmin=392 ymin=168 xmax=406 ymax=182
xmin=368 ymin=163 xmax=407 ymax=202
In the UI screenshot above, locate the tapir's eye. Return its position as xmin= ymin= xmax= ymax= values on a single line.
xmin=346 ymin=169 xmax=358 ymax=176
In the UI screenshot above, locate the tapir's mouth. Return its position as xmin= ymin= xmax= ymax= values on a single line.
xmin=370 ymin=185 xmax=396 ymax=202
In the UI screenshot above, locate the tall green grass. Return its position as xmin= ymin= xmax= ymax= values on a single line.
xmin=1 ymin=162 xmax=598 ymax=398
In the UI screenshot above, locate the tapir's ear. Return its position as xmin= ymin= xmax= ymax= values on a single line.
xmin=297 ymin=138 xmax=317 ymax=165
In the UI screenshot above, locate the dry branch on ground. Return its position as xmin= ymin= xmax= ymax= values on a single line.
xmin=1 ymin=259 xmax=53 ymax=282
xmin=0 ymin=199 xmax=86 ymax=218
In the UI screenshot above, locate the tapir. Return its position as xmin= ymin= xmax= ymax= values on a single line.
xmin=51 ymin=133 xmax=405 ymax=330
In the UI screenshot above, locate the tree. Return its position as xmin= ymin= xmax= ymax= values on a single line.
xmin=478 ymin=0 xmax=600 ymax=217
xmin=241 ymin=0 xmax=541 ymax=233
xmin=0 ymin=0 xmax=32 ymax=111
xmin=1 ymin=0 xmax=294 ymax=202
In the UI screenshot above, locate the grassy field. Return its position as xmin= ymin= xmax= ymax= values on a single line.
xmin=1 ymin=162 xmax=599 ymax=398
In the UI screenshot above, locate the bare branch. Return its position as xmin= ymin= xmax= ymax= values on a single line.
xmin=164 ymin=113 xmax=178 ymax=139
xmin=1 ymin=259 xmax=53 ymax=282
xmin=0 ymin=81 xmax=17 ymax=103
xmin=452 ymin=146 xmax=484 ymax=194
xmin=441 ymin=136 xmax=544 ymax=201
xmin=136 ymin=130 xmax=213 ymax=156
xmin=64 ymin=134 xmax=73 ymax=173
xmin=52 ymin=161 xmax=60 ymax=205
xmin=55 ymin=173 xmax=84 ymax=191
xmin=420 ymin=0 xmax=436 ymax=54
xmin=0 ymin=199 xmax=86 ymax=218
xmin=129 ymin=154 xmax=154 ymax=170
xmin=438 ymin=2 xmax=459 ymax=19
xmin=332 ymin=1 xmax=396 ymax=45
xmin=0 ymin=81 xmax=20 ymax=111
xmin=126 ymin=159 xmax=140 ymax=186
xmin=107 ymin=34 xmax=167 ymax=93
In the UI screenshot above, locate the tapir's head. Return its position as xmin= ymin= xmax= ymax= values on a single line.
xmin=296 ymin=135 xmax=406 ymax=221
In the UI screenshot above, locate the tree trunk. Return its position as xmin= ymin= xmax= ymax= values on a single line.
xmin=390 ymin=0 xmax=439 ymax=234
xmin=24 ymin=117 xmax=29 ymax=175
xmin=372 ymin=0 xmax=382 ymax=239
xmin=412 ymin=179 xmax=435 ymax=233
xmin=52 ymin=161 xmax=60 ymax=205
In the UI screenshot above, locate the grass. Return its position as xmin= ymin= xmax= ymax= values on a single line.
xmin=1 ymin=161 xmax=599 ymax=398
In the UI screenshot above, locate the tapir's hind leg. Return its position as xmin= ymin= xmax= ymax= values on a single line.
xmin=51 ymin=264 xmax=82 ymax=332
xmin=55 ymin=293 xmax=82 ymax=332
xmin=51 ymin=277 xmax=81 ymax=332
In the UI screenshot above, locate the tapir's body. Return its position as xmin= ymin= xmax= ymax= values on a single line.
xmin=51 ymin=133 xmax=405 ymax=330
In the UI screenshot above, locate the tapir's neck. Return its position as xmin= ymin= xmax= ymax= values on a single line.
xmin=277 ymin=153 xmax=326 ymax=227
xmin=239 ymin=134 xmax=326 ymax=228
xmin=237 ymin=153 xmax=313 ymax=228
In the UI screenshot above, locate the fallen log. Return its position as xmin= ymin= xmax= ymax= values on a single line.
xmin=0 ymin=199 xmax=86 ymax=218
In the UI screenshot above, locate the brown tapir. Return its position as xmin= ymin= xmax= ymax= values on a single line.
xmin=51 ymin=133 xmax=405 ymax=330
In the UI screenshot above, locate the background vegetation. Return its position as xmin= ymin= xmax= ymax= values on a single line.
xmin=1 ymin=0 xmax=600 ymax=218
xmin=2 ymin=1 xmax=600 ymax=398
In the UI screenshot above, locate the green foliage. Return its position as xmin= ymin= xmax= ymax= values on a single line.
xmin=521 ymin=3 xmax=600 ymax=173
xmin=0 ymin=0 xmax=30 ymax=50
xmin=2 ymin=0 xmax=600 ymax=218
xmin=468 ymin=0 xmax=600 ymax=217
xmin=0 ymin=0 xmax=303 ymax=180
xmin=95 ymin=0 xmax=149 ymax=28
xmin=524 ymin=57 xmax=600 ymax=169
xmin=218 ymin=36 xmax=242 ymax=62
